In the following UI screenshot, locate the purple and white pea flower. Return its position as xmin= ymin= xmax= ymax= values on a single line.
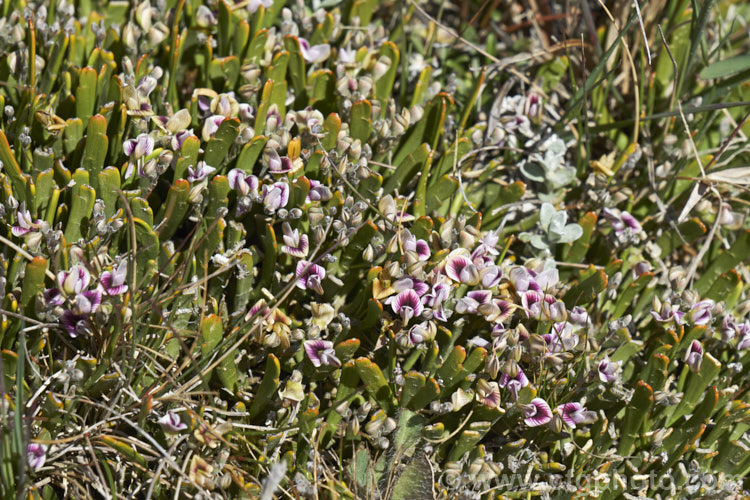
xmin=555 ymin=402 xmax=596 ymax=429
xmin=526 ymin=94 xmax=542 ymax=119
xmin=522 ymin=398 xmax=553 ymax=427
xmin=27 ymin=443 xmax=47 ymax=472
xmin=391 ymin=289 xmax=423 ymax=324
xmin=423 ymin=281 xmax=451 ymax=322
xmin=455 ymin=290 xmax=493 ymax=315
xmin=650 ymin=301 xmax=684 ymax=325
xmin=689 ymin=299 xmax=715 ymax=326
xmin=262 ymin=182 xmax=290 ymax=212
xmin=520 ymin=290 xmax=555 ymax=319
xmin=445 ymin=255 xmax=480 ymax=285
xmin=545 ymin=300 xmax=567 ymax=322
xmin=73 ymin=289 xmax=102 ymax=316
xmin=201 ymin=114 xmax=225 ymax=141
xmin=597 ymin=357 xmax=622 ymax=383
xmin=476 ymin=229 xmax=501 ymax=256
xmin=721 ymin=316 xmax=737 ymax=342
xmin=543 ymin=322 xmax=579 ymax=352
xmin=407 ymin=321 xmax=433 ymax=346
xmin=569 ymin=306 xmax=589 ymax=326
xmin=281 ymin=222 xmax=309 ymax=258
xmin=123 ymin=133 xmax=154 ymax=160
xmin=123 ymin=133 xmax=155 ymax=179
xmin=187 ymin=161 xmax=216 ymax=183
xmin=157 ymin=411 xmax=187 ymax=433
xmin=684 ymin=340 xmax=703 ymax=372
xmin=11 ymin=203 xmax=43 ymax=237
xmin=488 ymin=299 xmax=514 ymax=324
xmin=725 ymin=318 xmax=750 ymax=346
xmin=171 ymin=129 xmax=195 ymax=151
xmin=602 ymin=207 xmax=642 ymax=236
xmin=296 ymin=260 xmax=326 ymax=295
xmin=477 ymin=379 xmax=501 ymax=409
xmin=391 ymin=277 xmax=429 ymax=298
xmin=403 ymin=233 xmax=430 ymax=261
xmin=306 ymin=179 xmax=332 ymax=202
xmin=195 ymin=5 xmax=217 ymax=27
xmin=101 ymin=261 xmax=128 ymax=295
xmin=499 ymin=368 xmax=529 ymax=401
xmin=57 ymin=265 xmax=91 ymax=296
xmin=738 ymin=329 xmax=750 ymax=350
xmin=298 ymin=38 xmax=331 ymax=63
xmin=44 ymin=288 xmax=64 ymax=307
xmin=304 ymin=339 xmax=341 ymax=368
xmin=265 ymin=147 xmax=295 ymax=174
xmin=60 ymin=311 xmax=90 ymax=338
xmin=227 ymin=169 xmax=259 ymax=197
xmin=479 ymin=265 xmax=503 ymax=289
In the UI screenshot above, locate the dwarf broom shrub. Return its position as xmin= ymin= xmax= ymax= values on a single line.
xmin=1 ymin=0 xmax=750 ymax=498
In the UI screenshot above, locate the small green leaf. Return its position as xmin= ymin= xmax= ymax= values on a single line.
xmin=389 ymin=455 xmax=435 ymax=500
xmin=563 ymin=268 xmax=608 ymax=308
xmin=203 ymin=118 xmax=239 ymax=169
xmin=350 ymin=100 xmax=372 ymax=143
xmin=354 ymin=357 xmax=395 ymax=414
xmin=699 ymin=54 xmax=750 ymax=79
xmin=247 ymin=354 xmax=280 ymax=420
xmin=200 ymin=314 xmax=223 ymax=357
xmin=76 ymin=67 xmax=98 ymax=126
xmin=21 ymin=257 xmax=47 ymax=317
xmin=65 ymin=172 xmax=96 ymax=242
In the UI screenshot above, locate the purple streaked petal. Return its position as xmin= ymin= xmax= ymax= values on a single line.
xmin=202 ymin=114 xmax=225 ymax=141
xmin=598 ymin=358 xmax=621 ymax=383
xmin=282 ymin=233 xmax=309 ymax=258
xmin=392 ymin=289 xmax=423 ymax=324
xmin=493 ymin=299 xmax=514 ymax=323
xmin=412 ymin=281 xmax=429 ymax=297
xmin=44 ymin=288 xmax=64 ymax=306
xmin=523 ymin=398 xmax=553 ymax=427
xmin=478 ymin=380 xmax=501 ymax=408
xmin=60 ymin=311 xmax=85 ymax=338
xmin=455 ymin=297 xmax=480 ymax=314
xmin=27 ymin=443 xmax=47 ymax=471
xmin=480 ymin=265 xmax=503 ymax=288
xmin=569 ymin=306 xmax=589 ymax=326
xmin=684 ymin=340 xmax=703 ymax=372
xmin=157 ymin=411 xmax=187 ymax=432
xmin=123 ymin=138 xmax=136 ymax=156
xmin=303 ymin=340 xmax=333 ymax=368
xmin=556 ymin=402 xmax=595 ymax=428
xmin=621 ymin=211 xmax=641 ymax=232
xmin=467 ymin=290 xmax=493 ymax=304
xmin=262 ymin=182 xmax=289 ymax=211
xmin=445 ymin=256 xmax=471 ymax=283
xmin=11 ymin=226 xmax=31 ymax=236
xmin=298 ymin=38 xmax=331 ymax=63
xmin=296 ymin=260 xmax=327 ymax=291
xmin=414 ymin=240 xmax=430 ymax=260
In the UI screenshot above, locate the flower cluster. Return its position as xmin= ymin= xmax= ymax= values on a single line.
xmin=46 ymin=262 xmax=128 ymax=338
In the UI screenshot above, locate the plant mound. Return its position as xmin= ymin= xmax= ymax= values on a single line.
xmin=1 ymin=0 xmax=750 ymax=499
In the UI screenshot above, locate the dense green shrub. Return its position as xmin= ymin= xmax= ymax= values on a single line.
xmin=1 ymin=0 xmax=750 ymax=498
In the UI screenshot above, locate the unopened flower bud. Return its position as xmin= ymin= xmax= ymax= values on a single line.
xmin=549 ymin=414 xmax=564 ymax=433
xmin=312 ymin=225 xmax=326 ymax=245
xmin=503 ymin=359 xmax=519 ymax=378
xmin=362 ymin=244 xmax=374 ymax=262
